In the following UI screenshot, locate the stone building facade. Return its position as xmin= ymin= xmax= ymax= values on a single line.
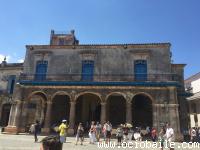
xmin=0 ymin=58 xmax=23 ymax=127
xmin=4 ymin=30 xmax=187 ymax=140
xmin=185 ymin=72 xmax=200 ymax=127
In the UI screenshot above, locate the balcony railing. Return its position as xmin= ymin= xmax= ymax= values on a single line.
xmin=19 ymin=73 xmax=180 ymax=82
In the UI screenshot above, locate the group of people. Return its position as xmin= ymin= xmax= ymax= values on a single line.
xmin=31 ymin=120 xmax=176 ymax=150
xmin=88 ymin=121 xmax=112 ymax=144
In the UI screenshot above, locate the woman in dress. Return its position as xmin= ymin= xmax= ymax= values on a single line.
xmin=89 ymin=121 xmax=96 ymax=144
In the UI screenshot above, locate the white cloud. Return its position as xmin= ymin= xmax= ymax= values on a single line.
xmin=0 ymin=54 xmax=4 ymax=62
xmin=0 ymin=54 xmax=11 ymax=62
xmin=17 ymin=59 xmax=24 ymax=63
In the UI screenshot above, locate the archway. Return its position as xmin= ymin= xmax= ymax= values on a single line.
xmin=1 ymin=104 xmax=11 ymax=127
xmin=75 ymin=93 xmax=101 ymax=126
xmin=132 ymin=94 xmax=153 ymax=128
xmin=26 ymin=92 xmax=47 ymax=128
xmin=51 ymin=95 xmax=70 ymax=126
xmin=107 ymin=93 xmax=126 ymax=127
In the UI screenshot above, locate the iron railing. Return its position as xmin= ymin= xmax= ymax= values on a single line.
xmin=19 ymin=73 xmax=180 ymax=82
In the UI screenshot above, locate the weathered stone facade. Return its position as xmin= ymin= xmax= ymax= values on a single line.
xmin=2 ymin=30 xmax=187 ymax=140
xmin=0 ymin=59 xmax=23 ymax=127
xmin=185 ymin=72 xmax=200 ymax=128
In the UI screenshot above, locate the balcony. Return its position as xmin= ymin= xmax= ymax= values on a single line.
xmin=18 ymin=73 xmax=181 ymax=87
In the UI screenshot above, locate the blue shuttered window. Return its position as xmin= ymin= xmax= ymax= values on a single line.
xmin=81 ymin=60 xmax=94 ymax=81
xmin=34 ymin=61 xmax=48 ymax=81
xmin=134 ymin=60 xmax=147 ymax=81
xmin=7 ymin=75 xmax=16 ymax=94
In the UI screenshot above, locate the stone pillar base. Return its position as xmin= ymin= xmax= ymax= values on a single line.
xmin=3 ymin=126 xmax=18 ymax=134
xmin=67 ymin=128 xmax=74 ymax=136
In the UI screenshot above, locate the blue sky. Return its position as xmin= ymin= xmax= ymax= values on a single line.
xmin=0 ymin=0 xmax=199 ymax=78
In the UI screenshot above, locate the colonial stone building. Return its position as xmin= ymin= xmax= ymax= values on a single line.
xmin=0 ymin=58 xmax=23 ymax=127
xmin=3 ymin=30 xmax=187 ymax=139
xmin=185 ymin=72 xmax=200 ymax=128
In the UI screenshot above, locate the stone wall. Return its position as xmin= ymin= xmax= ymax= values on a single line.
xmin=24 ymin=44 xmax=172 ymax=77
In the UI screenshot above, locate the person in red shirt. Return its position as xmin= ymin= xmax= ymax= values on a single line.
xmin=151 ymin=127 xmax=157 ymax=142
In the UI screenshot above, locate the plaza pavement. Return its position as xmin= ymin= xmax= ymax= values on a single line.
xmin=0 ymin=132 xmax=200 ymax=150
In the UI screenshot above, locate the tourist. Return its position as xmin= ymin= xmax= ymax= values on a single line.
xmin=128 ymin=127 xmax=134 ymax=141
xmin=123 ymin=123 xmax=129 ymax=142
xmin=95 ymin=122 xmax=102 ymax=142
xmin=190 ymin=127 xmax=197 ymax=142
xmin=40 ymin=135 xmax=62 ymax=150
xmin=89 ymin=121 xmax=96 ymax=144
xmin=58 ymin=120 xmax=68 ymax=143
xmin=133 ymin=127 xmax=142 ymax=141
xmin=75 ymin=123 xmax=84 ymax=145
xmin=102 ymin=122 xmax=107 ymax=141
xmin=105 ymin=121 xmax=112 ymax=143
xmin=116 ymin=124 xmax=123 ymax=145
xmin=151 ymin=127 xmax=157 ymax=142
xmin=146 ymin=126 xmax=151 ymax=139
xmin=158 ymin=127 xmax=165 ymax=150
xmin=165 ymin=123 xmax=175 ymax=150
xmin=33 ymin=120 xmax=40 ymax=142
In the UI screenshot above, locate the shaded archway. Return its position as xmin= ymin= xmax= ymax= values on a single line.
xmin=132 ymin=93 xmax=153 ymax=128
xmin=75 ymin=93 xmax=101 ymax=125
xmin=106 ymin=93 xmax=126 ymax=126
xmin=26 ymin=92 xmax=47 ymax=128
xmin=51 ymin=94 xmax=70 ymax=126
xmin=1 ymin=103 xmax=11 ymax=127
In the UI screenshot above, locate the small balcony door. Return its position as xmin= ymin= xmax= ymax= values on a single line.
xmin=81 ymin=60 xmax=94 ymax=81
xmin=35 ymin=61 xmax=48 ymax=81
xmin=134 ymin=60 xmax=147 ymax=81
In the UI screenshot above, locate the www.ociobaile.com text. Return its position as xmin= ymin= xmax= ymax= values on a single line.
xmin=97 ymin=141 xmax=200 ymax=149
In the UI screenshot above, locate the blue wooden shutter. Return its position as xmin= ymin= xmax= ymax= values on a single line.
xmin=7 ymin=75 xmax=16 ymax=94
xmin=81 ymin=60 xmax=94 ymax=81
xmin=134 ymin=60 xmax=147 ymax=81
xmin=35 ymin=61 xmax=48 ymax=81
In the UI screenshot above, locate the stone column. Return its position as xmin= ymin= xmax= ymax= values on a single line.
xmin=43 ymin=101 xmax=52 ymax=133
xmin=101 ymin=102 xmax=106 ymax=124
xmin=5 ymin=101 xmax=22 ymax=133
xmin=69 ymin=101 xmax=76 ymax=128
xmin=169 ymin=87 xmax=176 ymax=104
xmin=168 ymin=104 xmax=182 ymax=141
xmin=13 ymin=101 xmax=22 ymax=127
xmin=20 ymin=101 xmax=28 ymax=127
xmin=0 ymin=103 xmax=3 ymax=121
xmin=152 ymin=104 xmax=158 ymax=129
xmin=7 ymin=103 xmax=16 ymax=126
xmin=126 ymin=101 xmax=132 ymax=124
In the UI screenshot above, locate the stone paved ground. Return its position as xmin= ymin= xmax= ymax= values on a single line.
xmin=0 ymin=133 xmax=200 ymax=150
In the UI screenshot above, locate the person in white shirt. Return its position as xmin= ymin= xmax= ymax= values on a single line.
xmin=105 ymin=121 xmax=112 ymax=143
xmin=165 ymin=123 xmax=174 ymax=150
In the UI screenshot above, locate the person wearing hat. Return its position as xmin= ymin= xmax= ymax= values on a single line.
xmin=58 ymin=120 xmax=69 ymax=143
